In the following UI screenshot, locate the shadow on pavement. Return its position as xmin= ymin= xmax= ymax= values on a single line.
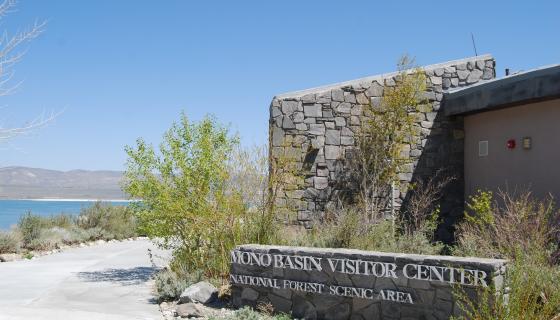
xmin=77 ymin=266 xmax=161 ymax=286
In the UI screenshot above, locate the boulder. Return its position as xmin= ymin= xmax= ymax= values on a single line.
xmin=179 ymin=281 xmax=218 ymax=304
xmin=175 ymin=302 xmax=204 ymax=318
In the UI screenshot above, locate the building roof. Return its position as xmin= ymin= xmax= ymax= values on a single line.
xmin=275 ymin=54 xmax=493 ymax=100
xmin=444 ymin=64 xmax=560 ymax=116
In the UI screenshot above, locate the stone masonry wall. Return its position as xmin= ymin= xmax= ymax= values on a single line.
xmin=270 ymin=55 xmax=496 ymax=241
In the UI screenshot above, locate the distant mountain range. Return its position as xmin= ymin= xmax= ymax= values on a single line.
xmin=0 ymin=166 xmax=127 ymax=200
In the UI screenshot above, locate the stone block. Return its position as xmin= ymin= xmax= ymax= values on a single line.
xmin=311 ymin=136 xmax=325 ymax=148
xmin=325 ymin=146 xmax=340 ymax=160
xmin=304 ymin=104 xmax=323 ymax=117
xmin=272 ymin=127 xmax=284 ymax=146
xmin=366 ymin=81 xmax=384 ymax=97
xmin=457 ymin=70 xmax=469 ymax=81
xmin=430 ymin=76 xmax=442 ymax=85
xmin=331 ymin=88 xmax=344 ymax=102
xmin=314 ymin=177 xmax=329 ymax=190
xmin=282 ymin=116 xmax=295 ymax=129
xmin=336 ymin=102 xmax=351 ymax=114
xmin=282 ymin=100 xmax=299 ymax=115
xmin=356 ymin=93 xmax=369 ymax=105
xmin=341 ymin=127 xmax=354 ymax=136
xmin=482 ymin=68 xmax=494 ymax=80
xmin=341 ymin=136 xmax=354 ymax=146
xmin=293 ymin=112 xmax=304 ymax=123
xmin=467 ymin=69 xmax=483 ymax=84
xmin=334 ymin=117 xmax=346 ymax=127
xmin=325 ymin=129 xmax=341 ymax=145
xmin=309 ymin=124 xmax=326 ymax=135
xmin=476 ymin=60 xmax=485 ymax=70
xmin=344 ymin=93 xmax=357 ymax=103
xmin=271 ymin=106 xmax=282 ymax=118
xmin=302 ymin=93 xmax=316 ymax=104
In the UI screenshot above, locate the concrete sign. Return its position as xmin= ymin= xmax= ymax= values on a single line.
xmin=230 ymin=245 xmax=507 ymax=320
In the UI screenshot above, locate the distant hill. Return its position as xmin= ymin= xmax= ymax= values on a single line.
xmin=0 ymin=166 xmax=127 ymax=200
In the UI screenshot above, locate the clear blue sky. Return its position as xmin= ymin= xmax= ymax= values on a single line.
xmin=1 ymin=0 xmax=558 ymax=171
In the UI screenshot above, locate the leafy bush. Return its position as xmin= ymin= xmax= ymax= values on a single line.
xmin=77 ymin=202 xmax=137 ymax=240
xmin=209 ymin=307 xmax=291 ymax=320
xmin=18 ymin=212 xmax=46 ymax=247
xmin=124 ymin=114 xmax=277 ymax=279
xmin=154 ymin=268 xmax=203 ymax=302
xmin=453 ymin=258 xmax=560 ymax=320
xmin=12 ymin=202 xmax=136 ymax=251
xmin=454 ymin=191 xmax=559 ymax=263
xmin=285 ymin=209 xmax=444 ymax=256
xmin=0 ymin=230 xmax=19 ymax=253
xmin=453 ymin=191 xmax=560 ymax=319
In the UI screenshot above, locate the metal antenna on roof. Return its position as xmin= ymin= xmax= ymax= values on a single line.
xmin=471 ymin=33 xmax=478 ymax=56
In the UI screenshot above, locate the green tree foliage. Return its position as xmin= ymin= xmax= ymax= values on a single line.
xmin=124 ymin=114 xmax=273 ymax=279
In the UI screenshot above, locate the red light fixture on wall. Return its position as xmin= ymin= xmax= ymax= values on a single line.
xmin=506 ymin=139 xmax=516 ymax=149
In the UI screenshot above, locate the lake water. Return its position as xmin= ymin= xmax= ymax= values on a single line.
xmin=0 ymin=200 xmax=131 ymax=230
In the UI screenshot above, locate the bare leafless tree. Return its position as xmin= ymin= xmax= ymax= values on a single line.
xmin=0 ymin=0 xmax=53 ymax=142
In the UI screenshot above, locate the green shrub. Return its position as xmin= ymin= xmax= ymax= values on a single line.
xmin=285 ymin=209 xmax=443 ymax=256
xmin=454 ymin=191 xmax=558 ymax=263
xmin=209 ymin=307 xmax=292 ymax=320
xmin=18 ymin=212 xmax=46 ymax=247
xmin=0 ymin=230 xmax=19 ymax=253
xmin=453 ymin=257 xmax=560 ymax=320
xmin=453 ymin=192 xmax=560 ymax=319
xmin=124 ymin=114 xmax=277 ymax=279
xmin=77 ymin=202 xmax=137 ymax=240
xmin=464 ymin=189 xmax=494 ymax=226
xmin=154 ymin=269 xmax=203 ymax=302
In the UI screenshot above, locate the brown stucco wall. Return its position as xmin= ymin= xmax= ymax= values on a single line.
xmin=464 ymin=98 xmax=560 ymax=200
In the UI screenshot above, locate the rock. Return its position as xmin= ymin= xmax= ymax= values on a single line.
xmin=341 ymin=136 xmax=354 ymax=146
xmin=344 ymin=93 xmax=356 ymax=103
xmin=282 ymin=116 xmax=295 ymax=129
xmin=0 ymin=253 xmax=20 ymax=262
xmin=476 ymin=60 xmax=485 ymax=70
xmin=304 ymin=104 xmax=322 ymax=117
xmin=430 ymin=76 xmax=442 ymax=85
xmin=179 ymin=281 xmax=218 ymax=305
xmin=482 ymin=68 xmax=494 ymax=80
xmin=331 ymin=89 xmax=344 ymax=102
xmin=457 ymin=70 xmax=469 ymax=81
xmin=271 ymin=127 xmax=284 ymax=146
xmin=366 ymin=81 xmax=383 ymax=97
xmin=355 ymin=93 xmax=369 ymax=105
xmin=281 ymin=100 xmax=298 ymax=115
xmin=314 ymin=177 xmax=329 ymax=190
xmin=271 ymin=106 xmax=282 ymax=118
xmin=325 ymin=146 xmax=340 ymax=160
xmin=336 ymin=102 xmax=351 ymax=114
xmin=467 ymin=69 xmax=483 ymax=84
xmin=334 ymin=117 xmax=346 ymax=127
xmin=309 ymin=124 xmax=325 ymax=136
xmin=293 ymin=112 xmax=304 ymax=123
xmin=301 ymin=93 xmax=316 ymax=104
xmin=325 ymin=130 xmax=341 ymax=145
xmin=176 ymin=302 xmax=204 ymax=318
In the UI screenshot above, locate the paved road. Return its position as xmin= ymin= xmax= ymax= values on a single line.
xmin=0 ymin=239 xmax=170 ymax=320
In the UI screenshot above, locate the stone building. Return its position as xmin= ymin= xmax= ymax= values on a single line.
xmin=269 ymin=55 xmax=496 ymax=241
